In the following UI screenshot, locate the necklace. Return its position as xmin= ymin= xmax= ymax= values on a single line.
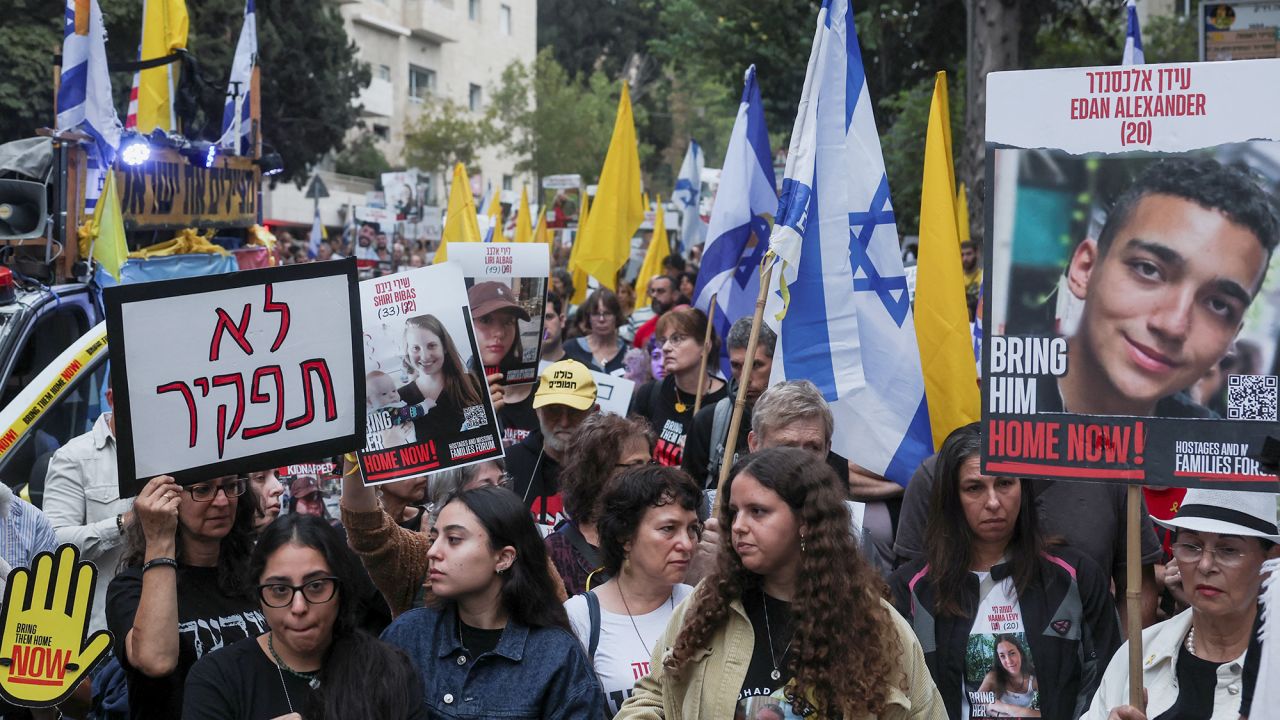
xmin=673 ymin=383 xmax=689 ymax=414
xmin=761 ymin=593 xmax=795 ymax=682
xmin=268 ymin=632 xmax=321 ymax=690
xmin=617 ymin=577 xmax=674 ymax=660
xmin=1185 ymin=626 xmax=1195 ymax=656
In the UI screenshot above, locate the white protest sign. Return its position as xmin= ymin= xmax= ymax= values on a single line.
xmin=448 ymin=243 xmax=550 ymax=385
xmin=358 ymin=263 xmax=504 ymax=485
xmin=105 ymin=261 xmax=364 ymax=497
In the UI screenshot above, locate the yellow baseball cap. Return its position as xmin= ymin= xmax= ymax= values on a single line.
xmin=533 ymin=360 xmax=598 ymax=410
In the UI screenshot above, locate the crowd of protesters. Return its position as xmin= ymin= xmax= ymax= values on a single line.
xmin=1 ymin=231 xmax=1274 ymax=720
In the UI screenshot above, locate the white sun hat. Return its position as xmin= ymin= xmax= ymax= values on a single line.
xmin=1153 ymin=488 xmax=1280 ymax=543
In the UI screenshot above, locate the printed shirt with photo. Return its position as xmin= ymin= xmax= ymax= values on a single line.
xmin=962 ymin=572 xmax=1040 ymax=719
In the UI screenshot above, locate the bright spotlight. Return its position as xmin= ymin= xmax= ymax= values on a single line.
xmin=120 ymin=134 xmax=151 ymax=166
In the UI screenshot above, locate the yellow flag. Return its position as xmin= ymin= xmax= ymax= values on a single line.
xmin=577 ymin=83 xmax=645 ymax=291
xmin=435 ymin=163 xmax=482 ymax=264
xmin=515 ymin=186 xmax=533 ymax=243
xmin=485 ymin=185 xmax=504 ymax=240
xmin=956 ymin=181 xmax=971 ymax=244
xmin=915 ymin=71 xmax=979 ymax=450
xmin=635 ymin=195 xmax=669 ymax=309
xmin=90 ymin=171 xmax=128 ymax=281
xmin=129 ymin=0 xmax=189 ymax=133
xmin=568 ymin=193 xmax=591 ymax=305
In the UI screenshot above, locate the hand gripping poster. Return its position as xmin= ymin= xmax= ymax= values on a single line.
xmin=358 ymin=262 xmax=503 ymax=484
xmin=982 ymin=59 xmax=1280 ymax=490
xmin=447 ymin=242 xmax=550 ymax=385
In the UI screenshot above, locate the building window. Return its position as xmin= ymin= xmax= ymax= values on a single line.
xmin=373 ymin=124 xmax=390 ymax=140
xmin=468 ymin=0 xmax=479 ymax=20
xmin=469 ymin=83 xmax=482 ymax=112
xmin=409 ymin=65 xmax=436 ymax=102
xmin=502 ymin=174 xmax=513 ymax=191
xmin=499 ymin=4 xmax=512 ymax=34
xmin=376 ymin=64 xmax=392 ymax=82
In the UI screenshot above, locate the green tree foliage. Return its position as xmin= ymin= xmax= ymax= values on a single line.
xmin=880 ymin=71 xmax=964 ymax=236
xmin=334 ymin=132 xmax=391 ymax=179
xmin=0 ymin=0 xmax=367 ymax=185
xmin=1144 ymin=13 xmax=1199 ymax=64
xmin=486 ymin=49 xmax=652 ymax=184
xmin=402 ymin=99 xmax=495 ymax=176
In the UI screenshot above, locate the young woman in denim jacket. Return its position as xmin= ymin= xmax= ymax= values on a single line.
xmin=380 ymin=485 xmax=605 ymax=718
xmin=617 ymin=447 xmax=944 ymax=719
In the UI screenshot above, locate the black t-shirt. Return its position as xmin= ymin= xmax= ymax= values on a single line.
xmin=182 ymin=636 xmax=312 ymax=720
xmin=631 ymin=376 xmax=729 ymax=467
xmin=681 ymin=399 xmax=751 ymax=488
xmin=106 ymin=565 xmax=267 ymax=720
xmin=460 ymin=620 xmax=505 ymax=659
xmin=1153 ymin=645 xmax=1223 ymax=720
xmin=397 ymin=381 xmax=468 ymax=441
xmin=738 ymin=589 xmax=824 ymax=718
xmin=506 ymin=430 xmax=565 ymax=528
xmin=496 ymin=389 xmax=539 ymax=448
xmin=398 ymin=505 xmax=426 ymax=534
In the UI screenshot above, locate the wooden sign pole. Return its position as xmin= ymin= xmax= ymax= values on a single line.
xmin=1125 ymin=483 xmax=1144 ymax=711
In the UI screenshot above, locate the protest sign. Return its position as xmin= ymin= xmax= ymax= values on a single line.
xmin=541 ymin=176 xmax=581 ymax=229
xmin=104 ymin=260 xmax=364 ymax=496
xmin=981 ymin=59 xmax=1280 ymax=490
xmin=358 ymin=263 xmax=503 ymax=484
xmin=537 ymin=360 xmax=635 ymax=416
xmin=0 ymin=545 xmax=112 ymax=708
xmin=448 ymin=242 xmax=549 ymax=385
xmin=382 ymin=170 xmax=424 ymax=221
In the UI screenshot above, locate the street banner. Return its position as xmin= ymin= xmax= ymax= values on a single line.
xmin=448 ymin=242 xmax=550 ymax=385
xmin=982 ymin=58 xmax=1280 ymax=490
xmin=358 ymin=263 xmax=503 ymax=484
xmin=105 ymin=260 xmax=364 ymax=497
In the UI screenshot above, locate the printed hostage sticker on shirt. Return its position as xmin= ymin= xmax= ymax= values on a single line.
xmin=962 ymin=574 xmax=1040 ymax=718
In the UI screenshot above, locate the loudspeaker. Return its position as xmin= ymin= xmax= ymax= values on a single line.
xmin=0 ymin=179 xmax=47 ymax=241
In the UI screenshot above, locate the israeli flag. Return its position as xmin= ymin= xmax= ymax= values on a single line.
xmin=58 ymin=0 xmax=121 ymax=214
xmin=672 ymin=140 xmax=707 ymax=252
xmin=219 ymin=0 xmax=257 ymax=152
xmin=1123 ymin=0 xmax=1144 ymax=65
xmin=693 ymin=66 xmax=776 ymax=377
xmin=765 ymin=0 xmax=931 ymax=485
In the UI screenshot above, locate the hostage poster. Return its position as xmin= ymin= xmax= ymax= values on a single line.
xmin=447 ymin=242 xmax=550 ymax=385
xmin=981 ymin=58 xmax=1280 ymax=490
xmin=358 ymin=263 xmax=503 ymax=485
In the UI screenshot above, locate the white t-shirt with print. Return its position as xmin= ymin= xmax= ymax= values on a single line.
xmin=961 ymin=571 xmax=1040 ymax=719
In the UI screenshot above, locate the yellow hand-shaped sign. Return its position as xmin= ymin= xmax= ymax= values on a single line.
xmin=0 ymin=544 xmax=112 ymax=707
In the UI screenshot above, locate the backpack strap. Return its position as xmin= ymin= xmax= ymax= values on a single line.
xmin=584 ymin=589 xmax=602 ymax=660
xmin=706 ymin=396 xmax=735 ymax=487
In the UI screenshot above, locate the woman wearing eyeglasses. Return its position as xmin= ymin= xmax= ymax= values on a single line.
xmin=563 ymin=288 xmax=629 ymax=375
xmin=183 ymin=514 xmax=426 ymax=719
xmin=106 ymin=474 xmax=263 ymax=719
xmin=566 ymin=464 xmax=702 ymax=717
xmin=545 ymin=412 xmax=655 ymax=596
xmin=629 ymin=307 xmax=726 ymax=467
xmin=381 ymin=485 xmax=606 ymax=718
xmin=1083 ymin=488 xmax=1280 ymax=720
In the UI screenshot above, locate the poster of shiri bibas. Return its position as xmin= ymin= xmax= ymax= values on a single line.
xmin=981 ymin=59 xmax=1280 ymax=490
xmin=358 ymin=263 xmax=503 ymax=485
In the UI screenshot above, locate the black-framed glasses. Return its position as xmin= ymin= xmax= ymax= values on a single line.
xmin=258 ymin=577 xmax=341 ymax=608
xmin=184 ymin=478 xmax=249 ymax=502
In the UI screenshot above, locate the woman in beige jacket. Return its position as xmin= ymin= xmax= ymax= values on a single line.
xmin=616 ymin=447 xmax=945 ymax=719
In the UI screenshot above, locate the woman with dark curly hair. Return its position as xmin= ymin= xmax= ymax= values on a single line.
xmin=564 ymin=465 xmax=703 ymax=716
xmin=889 ymin=423 xmax=1120 ymax=720
xmin=545 ymin=412 xmax=655 ymax=595
xmin=616 ymin=447 xmax=943 ymax=719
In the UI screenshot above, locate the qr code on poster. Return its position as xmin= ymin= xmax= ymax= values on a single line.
xmin=1227 ymin=374 xmax=1278 ymax=421
xmin=462 ymin=403 xmax=489 ymax=429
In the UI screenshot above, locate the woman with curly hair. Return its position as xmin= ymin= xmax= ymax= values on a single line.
xmin=889 ymin=423 xmax=1120 ymax=720
xmin=616 ymin=447 xmax=943 ymax=719
xmin=545 ymin=412 xmax=655 ymax=595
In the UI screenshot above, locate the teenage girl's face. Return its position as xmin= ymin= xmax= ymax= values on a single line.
xmin=997 ymin=640 xmax=1023 ymax=676
xmin=427 ymin=501 xmax=513 ymax=599
xmin=728 ymin=472 xmax=803 ymax=580
xmin=258 ymin=543 xmax=340 ymax=658
xmin=406 ymin=325 xmax=445 ymax=377
xmin=475 ymin=310 xmax=518 ymax=366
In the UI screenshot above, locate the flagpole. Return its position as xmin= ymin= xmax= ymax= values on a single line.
xmin=714 ymin=254 xmax=776 ymax=513
xmin=693 ymin=292 xmax=717 ymax=414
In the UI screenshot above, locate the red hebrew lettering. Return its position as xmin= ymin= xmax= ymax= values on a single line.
xmin=211 ymin=374 xmax=247 ymax=438
xmin=157 ymin=381 xmax=198 ymax=448
xmin=286 ymin=359 xmax=338 ymax=430
xmin=242 ymin=365 xmax=285 ymax=439
xmin=194 ymin=377 xmax=210 ymax=396
xmin=263 ymin=284 xmax=291 ymax=352
xmin=209 ymin=305 xmax=254 ymax=361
